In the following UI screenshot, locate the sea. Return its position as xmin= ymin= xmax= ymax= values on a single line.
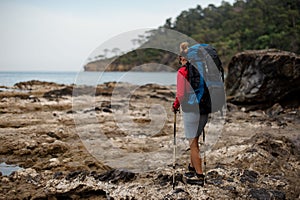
xmin=0 ymin=71 xmax=177 ymax=87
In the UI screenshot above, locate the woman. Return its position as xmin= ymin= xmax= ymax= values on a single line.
xmin=172 ymin=54 xmax=208 ymax=183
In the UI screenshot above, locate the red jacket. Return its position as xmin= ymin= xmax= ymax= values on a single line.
xmin=173 ymin=65 xmax=190 ymax=110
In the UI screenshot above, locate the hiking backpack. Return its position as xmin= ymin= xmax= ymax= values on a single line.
xmin=183 ymin=44 xmax=225 ymax=114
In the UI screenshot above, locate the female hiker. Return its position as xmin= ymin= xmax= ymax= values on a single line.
xmin=172 ymin=44 xmax=208 ymax=183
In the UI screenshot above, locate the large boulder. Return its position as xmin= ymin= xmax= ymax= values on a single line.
xmin=225 ymin=49 xmax=300 ymax=110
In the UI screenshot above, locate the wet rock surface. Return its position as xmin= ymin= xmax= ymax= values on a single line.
xmin=226 ymin=49 xmax=300 ymax=110
xmin=0 ymin=80 xmax=299 ymax=199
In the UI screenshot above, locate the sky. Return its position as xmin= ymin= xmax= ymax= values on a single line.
xmin=0 ymin=0 xmax=235 ymax=72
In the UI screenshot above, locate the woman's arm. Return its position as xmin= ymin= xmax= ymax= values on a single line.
xmin=173 ymin=68 xmax=187 ymax=110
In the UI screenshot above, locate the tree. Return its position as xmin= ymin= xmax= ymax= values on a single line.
xmin=111 ymin=48 xmax=121 ymax=56
xmin=87 ymin=0 xmax=300 ymax=71
xmin=103 ymin=48 xmax=110 ymax=58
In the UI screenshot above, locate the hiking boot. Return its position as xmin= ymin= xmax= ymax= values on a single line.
xmin=184 ymin=172 xmax=205 ymax=186
xmin=184 ymin=171 xmax=195 ymax=178
xmin=196 ymin=173 xmax=205 ymax=179
xmin=184 ymin=164 xmax=196 ymax=178
xmin=188 ymin=164 xmax=196 ymax=172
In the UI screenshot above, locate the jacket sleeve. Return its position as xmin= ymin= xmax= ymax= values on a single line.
xmin=173 ymin=68 xmax=187 ymax=109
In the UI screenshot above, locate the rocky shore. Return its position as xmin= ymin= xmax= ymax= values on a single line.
xmin=0 ymin=80 xmax=299 ymax=200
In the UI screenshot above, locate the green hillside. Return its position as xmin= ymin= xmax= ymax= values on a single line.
xmin=84 ymin=0 xmax=300 ymax=71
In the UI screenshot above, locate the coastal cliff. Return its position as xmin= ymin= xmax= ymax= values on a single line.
xmin=84 ymin=49 xmax=178 ymax=72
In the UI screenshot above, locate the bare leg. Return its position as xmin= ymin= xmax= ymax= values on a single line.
xmin=189 ymin=136 xmax=203 ymax=175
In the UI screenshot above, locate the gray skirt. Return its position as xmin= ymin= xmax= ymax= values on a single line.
xmin=182 ymin=112 xmax=208 ymax=139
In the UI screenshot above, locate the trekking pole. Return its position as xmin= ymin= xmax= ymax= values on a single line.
xmin=203 ymin=129 xmax=206 ymax=184
xmin=172 ymin=111 xmax=177 ymax=190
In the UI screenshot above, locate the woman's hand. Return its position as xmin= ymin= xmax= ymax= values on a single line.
xmin=172 ymin=105 xmax=179 ymax=114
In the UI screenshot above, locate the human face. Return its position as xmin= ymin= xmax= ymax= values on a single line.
xmin=179 ymin=56 xmax=188 ymax=65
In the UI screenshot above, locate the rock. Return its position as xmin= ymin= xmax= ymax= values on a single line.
xmin=43 ymin=86 xmax=73 ymax=99
xmin=206 ymin=170 xmax=224 ymax=185
xmin=227 ymin=102 xmax=239 ymax=112
xmin=248 ymin=188 xmax=271 ymax=200
xmin=94 ymin=169 xmax=135 ymax=183
xmin=102 ymin=108 xmax=112 ymax=113
xmin=252 ymin=133 xmax=290 ymax=158
xmin=156 ymin=173 xmax=172 ymax=186
xmin=65 ymin=170 xmax=87 ymax=181
xmin=28 ymin=95 xmax=40 ymax=102
xmin=163 ymin=188 xmax=191 ymax=199
xmin=155 ymin=173 xmax=183 ymax=187
xmin=100 ymin=101 xmax=111 ymax=108
xmin=248 ymin=188 xmax=286 ymax=200
xmin=150 ymin=94 xmax=169 ymax=101
xmin=66 ymin=110 xmax=75 ymax=114
xmin=14 ymin=168 xmax=39 ymax=180
xmin=226 ymin=49 xmax=300 ymax=110
xmin=40 ymin=140 xmax=69 ymax=156
xmin=270 ymin=190 xmax=286 ymax=200
xmin=240 ymin=170 xmax=259 ymax=183
xmin=53 ymin=171 xmax=63 ymax=179
xmin=222 ymin=185 xmax=238 ymax=194
xmin=266 ymin=103 xmax=284 ymax=116
xmin=49 ymin=158 xmax=60 ymax=167
xmin=47 ymin=132 xmax=61 ymax=140
xmin=50 ymin=188 xmax=107 ymax=200
xmin=14 ymin=80 xmax=64 ymax=90
xmin=1 ymin=176 xmax=10 ymax=184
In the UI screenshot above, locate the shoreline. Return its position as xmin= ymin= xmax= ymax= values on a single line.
xmin=0 ymin=71 xmax=177 ymax=88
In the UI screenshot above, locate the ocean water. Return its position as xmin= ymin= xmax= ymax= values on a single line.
xmin=0 ymin=162 xmax=23 ymax=176
xmin=0 ymin=71 xmax=176 ymax=87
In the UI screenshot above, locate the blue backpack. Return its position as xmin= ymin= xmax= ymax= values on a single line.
xmin=183 ymin=44 xmax=225 ymax=114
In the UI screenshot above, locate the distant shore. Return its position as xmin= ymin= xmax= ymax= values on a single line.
xmin=0 ymin=71 xmax=177 ymax=88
